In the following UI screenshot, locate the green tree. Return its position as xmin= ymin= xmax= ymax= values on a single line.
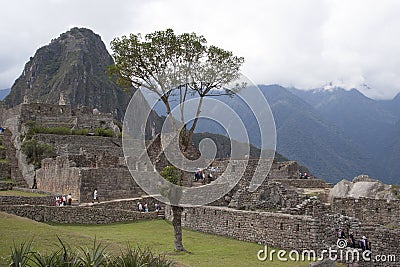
xmin=21 ymin=140 xmax=56 ymax=169
xmin=109 ymin=29 xmax=244 ymax=251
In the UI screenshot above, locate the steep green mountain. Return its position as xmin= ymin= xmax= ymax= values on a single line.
xmin=4 ymin=28 xmax=131 ymax=120
xmin=0 ymin=88 xmax=10 ymax=100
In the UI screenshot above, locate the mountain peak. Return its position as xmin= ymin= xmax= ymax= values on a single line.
xmin=4 ymin=28 xmax=130 ymax=119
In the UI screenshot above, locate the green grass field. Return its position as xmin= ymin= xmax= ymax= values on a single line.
xmin=0 ymin=212 xmax=310 ymax=266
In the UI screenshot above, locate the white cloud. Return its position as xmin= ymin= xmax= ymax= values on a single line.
xmin=0 ymin=0 xmax=399 ymax=99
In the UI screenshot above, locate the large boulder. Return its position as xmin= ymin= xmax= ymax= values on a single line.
xmin=329 ymin=174 xmax=397 ymax=201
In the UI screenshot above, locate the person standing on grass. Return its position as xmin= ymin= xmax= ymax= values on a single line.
xmin=93 ymin=188 xmax=100 ymax=203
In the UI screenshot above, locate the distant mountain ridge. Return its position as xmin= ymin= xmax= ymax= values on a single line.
xmin=289 ymin=86 xmax=400 ymax=184
xmin=3 ymin=28 xmax=131 ymax=120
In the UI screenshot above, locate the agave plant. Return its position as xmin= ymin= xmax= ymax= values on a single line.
xmin=9 ymin=239 xmax=33 ymax=267
xmin=29 ymin=237 xmax=81 ymax=267
xmin=8 ymin=238 xmax=172 ymax=267
xmin=78 ymin=238 xmax=110 ymax=267
xmin=114 ymin=245 xmax=173 ymax=267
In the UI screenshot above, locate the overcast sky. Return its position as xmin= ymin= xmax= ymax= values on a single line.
xmin=1 ymin=0 xmax=400 ymax=99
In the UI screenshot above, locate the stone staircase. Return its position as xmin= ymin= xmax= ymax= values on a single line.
xmin=1 ymin=130 xmax=28 ymax=188
xmin=0 ymin=134 xmax=12 ymax=190
xmin=157 ymin=209 xmax=165 ymax=219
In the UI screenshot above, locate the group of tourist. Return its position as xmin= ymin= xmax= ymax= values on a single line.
xmin=299 ymin=172 xmax=310 ymax=179
xmin=54 ymin=193 xmax=73 ymax=206
xmin=137 ymin=202 xmax=161 ymax=213
xmin=336 ymin=228 xmax=371 ymax=251
xmin=194 ymin=167 xmax=215 ymax=184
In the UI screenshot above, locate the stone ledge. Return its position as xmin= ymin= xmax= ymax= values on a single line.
xmin=0 ymin=205 xmax=159 ymax=224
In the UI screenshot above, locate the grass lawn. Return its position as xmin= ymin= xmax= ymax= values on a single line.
xmin=0 ymin=190 xmax=49 ymax=197
xmin=0 ymin=212 xmax=310 ymax=266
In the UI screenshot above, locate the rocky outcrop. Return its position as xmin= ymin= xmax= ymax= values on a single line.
xmin=329 ymin=174 xmax=397 ymax=201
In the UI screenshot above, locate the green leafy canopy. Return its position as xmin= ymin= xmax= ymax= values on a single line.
xmin=109 ymin=28 xmax=244 ymax=98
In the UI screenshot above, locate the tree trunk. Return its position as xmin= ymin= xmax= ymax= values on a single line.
xmin=172 ymin=205 xmax=186 ymax=251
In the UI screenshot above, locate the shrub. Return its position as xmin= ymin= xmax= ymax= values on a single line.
xmin=160 ymin=166 xmax=181 ymax=186
xmin=94 ymin=128 xmax=115 ymax=137
xmin=72 ymin=129 xmax=90 ymax=135
xmin=114 ymin=120 xmax=123 ymax=131
xmin=21 ymin=140 xmax=56 ymax=169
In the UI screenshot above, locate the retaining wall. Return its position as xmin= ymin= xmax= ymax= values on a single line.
xmin=0 ymin=205 xmax=159 ymax=224
xmin=331 ymin=197 xmax=400 ymax=226
xmin=0 ymin=195 xmax=54 ymax=206
xmin=165 ymin=205 xmax=324 ymax=252
xmin=276 ymin=179 xmax=333 ymax=188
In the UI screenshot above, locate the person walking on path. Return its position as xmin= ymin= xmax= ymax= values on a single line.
xmin=92 ymin=188 xmax=100 ymax=203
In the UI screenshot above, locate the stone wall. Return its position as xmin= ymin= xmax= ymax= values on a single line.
xmin=165 ymin=205 xmax=324 ymax=252
xmin=331 ymin=197 xmax=400 ymax=226
xmin=0 ymin=195 xmax=54 ymax=206
xmin=34 ymin=134 xmax=123 ymax=157
xmin=0 ymin=205 xmax=159 ymax=224
xmin=267 ymin=161 xmax=300 ymax=179
xmin=361 ymin=227 xmax=400 ymax=266
xmin=229 ymin=180 xmax=306 ymax=211
xmin=277 ymin=179 xmax=333 ymax=189
xmin=0 ymin=146 xmax=6 ymax=159
xmin=36 ymin=155 xmax=145 ymax=203
xmin=19 ymin=103 xmax=116 ymax=132
xmin=1 ymin=130 xmax=30 ymax=187
xmin=36 ymin=156 xmax=81 ymax=199
xmin=19 ymin=103 xmax=72 ymax=122
xmin=94 ymin=196 xmax=163 ymax=212
xmin=0 ymin=161 xmax=10 ymax=179
xmin=79 ymin=168 xmax=145 ymax=203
